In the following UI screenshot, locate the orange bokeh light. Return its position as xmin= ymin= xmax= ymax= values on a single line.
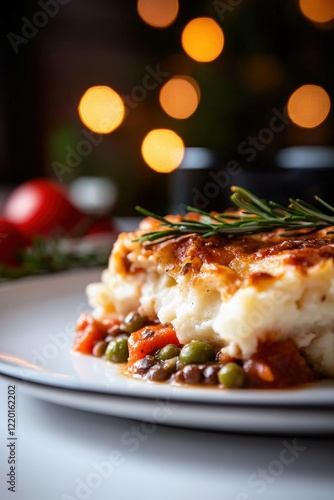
xmin=141 ymin=129 xmax=185 ymax=172
xmin=287 ymin=84 xmax=331 ymax=128
xmin=159 ymin=76 xmax=200 ymax=119
xmin=78 ymin=86 xmax=125 ymax=134
xmin=181 ymin=17 xmax=224 ymax=62
xmin=299 ymin=0 xmax=334 ymax=24
xmin=137 ymin=0 xmax=179 ymax=28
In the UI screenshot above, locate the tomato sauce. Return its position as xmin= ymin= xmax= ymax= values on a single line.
xmin=243 ymin=339 xmax=317 ymax=388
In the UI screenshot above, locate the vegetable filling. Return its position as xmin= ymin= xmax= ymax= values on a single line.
xmin=73 ymin=310 xmax=318 ymax=389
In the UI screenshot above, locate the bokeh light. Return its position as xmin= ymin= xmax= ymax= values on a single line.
xmin=287 ymin=84 xmax=331 ymax=128
xmin=181 ymin=17 xmax=224 ymax=62
xmin=299 ymin=0 xmax=334 ymax=24
xmin=159 ymin=76 xmax=200 ymax=119
xmin=137 ymin=0 xmax=179 ymax=28
xmin=141 ymin=129 xmax=185 ymax=172
xmin=78 ymin=86 xmax=125 ymax=134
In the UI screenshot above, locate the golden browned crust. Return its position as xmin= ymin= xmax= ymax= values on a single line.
xmin=121 ymin=214 xmax=334 ymax=282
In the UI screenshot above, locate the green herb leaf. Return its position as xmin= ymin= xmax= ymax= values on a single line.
xmin=0 ymin=235 xmax=108 ymax=281
xmin=134 ymin=186 xmax=334 ymax=245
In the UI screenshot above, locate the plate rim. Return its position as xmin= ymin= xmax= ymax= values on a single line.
xmin=2 ymin=372 xmax=334 ymax=435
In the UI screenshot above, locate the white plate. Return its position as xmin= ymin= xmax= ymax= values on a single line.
xmin=1 ymin=269 xmax=334 ymax=434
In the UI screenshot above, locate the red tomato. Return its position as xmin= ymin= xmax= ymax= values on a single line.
xmin=3 ymin=178 xmax=87 ymax=238
xmin=0 ymin=218 xmax=30 ymax=267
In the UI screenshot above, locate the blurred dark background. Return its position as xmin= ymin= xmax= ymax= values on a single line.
xmin=1 ymin=0 xmax=334 ymax=214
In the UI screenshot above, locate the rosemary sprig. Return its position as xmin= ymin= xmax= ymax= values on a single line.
xmin=134 ymin=186 xmax=334 ymax=244
xmin=0 ymin=236 xmax=109 ymax=281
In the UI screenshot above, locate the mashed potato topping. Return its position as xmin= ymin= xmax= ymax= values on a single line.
xmin=87 ymin=214 xmax=334 ymax=378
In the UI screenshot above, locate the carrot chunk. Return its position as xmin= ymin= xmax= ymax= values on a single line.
xmin=128 ymin=324 xmax=180 ymax=365
xmin=73 ymin=313 xmax=119 ymax=355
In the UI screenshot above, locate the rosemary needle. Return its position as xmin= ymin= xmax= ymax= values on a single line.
xmin=134 ymin=186 xmax=334 ymax=245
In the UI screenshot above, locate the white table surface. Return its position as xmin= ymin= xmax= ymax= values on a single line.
xmin=0 ymin=377 xmax=333 ymax=500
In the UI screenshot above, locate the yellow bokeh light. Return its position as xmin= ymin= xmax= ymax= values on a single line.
xmin=287 ymin=84 xmax=331 ymax=128
xmin=181 ymin=17 xmax=224 ymax=62
xmin=137 ymin=0 xmax=179 ymax=28
xmin=141 ymin=129 xmax=185 ymax=172
xmin=78 ymin=86 xmax=125 ymax=134
xmin=159 ymin=76 xmax=200 ymax=119
xmin=299 ymin=0 xmax=334 ymax=24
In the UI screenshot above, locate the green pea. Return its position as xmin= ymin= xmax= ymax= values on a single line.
xmin=158 ymin=344 xmax=181 ymax=361
xmin=217 ymin=362 xmax=246 ymax=388
xmin=179 ymin=341 xmax=215 ymax=364
xmin=121 ymin=312 xmax=150 ymax=333
xmin=105 ymin=335 xmax=129 ymax=363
